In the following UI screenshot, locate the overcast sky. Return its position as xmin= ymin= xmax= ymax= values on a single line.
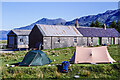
xmin=1 ymin=1 xmax=119 ymax=30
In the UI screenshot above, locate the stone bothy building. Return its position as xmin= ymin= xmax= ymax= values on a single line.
xmin=7 ymin=20 xmax=120 ymax=49
xmin=7 ymin=30 xmax=31 ymax=48
xmin=29 ymin=24 xmax=84 ymax=49
xmin=29 ymin=23 xmax=120 ymax=49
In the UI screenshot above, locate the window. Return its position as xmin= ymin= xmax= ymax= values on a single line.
xmin=91 ymin=37 xmax=93 ymax=43
xmin=107 ymin=37 xmax=109 ymax=44
xmin=58 ymin=37 xmax=60 ymax=43
xmin=74 ymin=37 xmax=77 ymax=43
xmin=20 ymin=38 xmax=23 ymax=42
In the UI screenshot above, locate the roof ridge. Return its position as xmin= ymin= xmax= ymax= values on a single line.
xmin=78 ymin=27 xmax=115 ymax=29
xmin=12 ymin=29 xmax=31 ymax=31
xmin=36 ymin=24 xmax=74 ymax=27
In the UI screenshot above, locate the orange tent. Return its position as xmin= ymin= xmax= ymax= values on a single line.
xmin=70 ymin=46 xmax=116 ymax=64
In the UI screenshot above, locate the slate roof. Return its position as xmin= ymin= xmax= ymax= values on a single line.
xmin=77 ymin=27 xmax=120 ymax=37
xmin=36 ymin=24 xmax=82 ymax=36
xmin=8 ymin=30 xmax=31 ymax=36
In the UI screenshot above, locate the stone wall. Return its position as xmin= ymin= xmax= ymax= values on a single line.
xmin=119 ymin=37 xmax=120 ymax=44
xmin=43 ymin=37 xmax=51 ymax=49
xmin=41 ymin=36 xmax=120 ymax=49
xmin=17 ymin=35 xmax=29 ymax=48
xmin=17 ymin=36 xmax=29 ymax=45
xmin=102 ymin=37 xmax=108 ymax=44
xmin=43 ymin=36 xmax=88 ymax=49
xmin=108 ymin=37 xmax=112 ymax=44
xmin=77 ymin=37 xmax=87 ymax=46
xmin=93 ymin=37 xmax=99 ymax=45
xmin=43 ymin=37 xmax=76 ymax=49
xmin=115 ymin=37 xmax=119 ymax=44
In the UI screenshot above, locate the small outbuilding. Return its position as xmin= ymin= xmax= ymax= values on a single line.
xmin=7 ymin=30 xmax=31 ymax=49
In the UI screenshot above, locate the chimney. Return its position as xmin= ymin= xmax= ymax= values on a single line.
xmin=103 ymin=24 xmax=106 ymax=30
xmin=75 ymin=19 xmax=79 ymax=28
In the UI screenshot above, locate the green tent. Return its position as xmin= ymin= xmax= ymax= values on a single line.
xmin=19 ymin=50 xmax=52 ymax=66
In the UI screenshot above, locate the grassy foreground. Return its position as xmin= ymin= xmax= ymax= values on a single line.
xmin=0 ymin=40 xmax=7 ymax=44
xmin=0 ymin=45 xmax=120 ymax=79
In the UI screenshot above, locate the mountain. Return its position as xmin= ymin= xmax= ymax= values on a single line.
xmin=15 ymin=9 xmax=119 ymax=30
xmin=0 ymin=30 xmax=9 ymax=40
xmin=15 ymin=18 xmax=66 ymax=30
xmin=65 ymin=9 xmax=119 ymax=26
xmin=1 ymin=9 xmax=119 ymax=40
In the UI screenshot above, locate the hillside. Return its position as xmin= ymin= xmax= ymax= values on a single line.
xmin=65 ymin=9 xmax=119 ymax=26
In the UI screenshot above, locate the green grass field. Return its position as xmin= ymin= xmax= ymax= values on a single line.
xmin=0 ymin=40 xmax=7 ymax=44
xmin=0 ymin=45 xmax=120 ymax=79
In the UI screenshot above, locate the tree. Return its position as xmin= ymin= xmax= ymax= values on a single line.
xmin=116 ymin=20 xmax=120 ymax=27
xmin=109 ymin=20 xmax=120 ymax=33
xmin=94 ymin=20 xmax=101 ymax=27
xmin=109 ymin=21 xmax=116 ymax=28
xmin=116 ymin=20 xmax=120 ymax=32
xmin=90 ymin=21 xmax=95 ymax=27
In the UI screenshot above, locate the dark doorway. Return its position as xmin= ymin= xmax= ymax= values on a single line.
xmin=98 ymin=37 xmax=102 ymax=45
xmin=112 ymin=37 xmax=115 ymax=44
